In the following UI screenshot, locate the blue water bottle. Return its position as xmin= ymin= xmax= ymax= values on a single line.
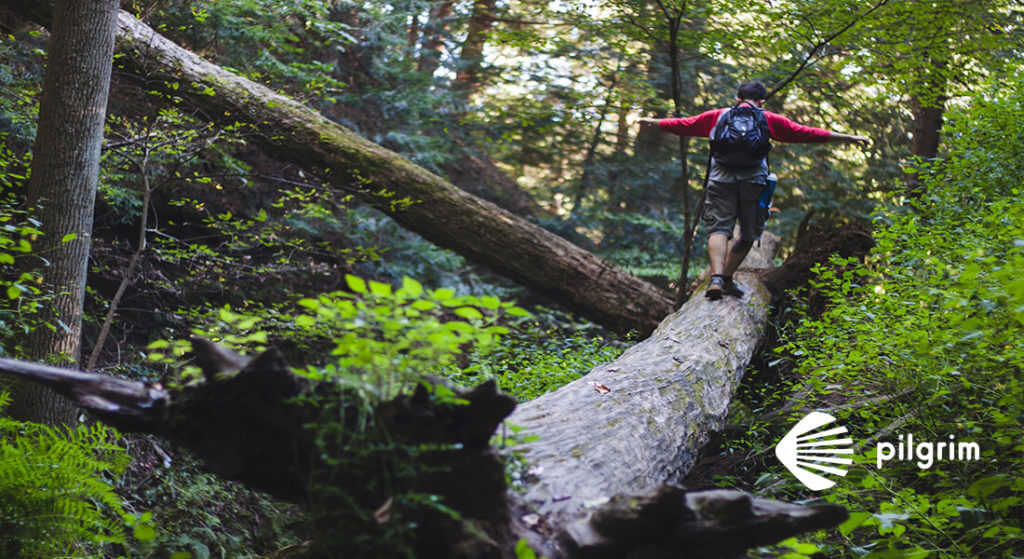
xmin=760 ymin=172 xmax=778 ymax=209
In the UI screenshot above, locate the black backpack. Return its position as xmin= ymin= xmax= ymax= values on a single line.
xmin=709 ymin=103 xmax=771 ymax=168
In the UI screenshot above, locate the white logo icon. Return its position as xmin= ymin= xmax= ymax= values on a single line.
xmin=776 ymin=412 xmax=854 ymax=491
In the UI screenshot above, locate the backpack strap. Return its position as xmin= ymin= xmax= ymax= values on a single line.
xmin=740 ymin=102 xmax=772 ymax=173
xmin=698 ymin=148 xmax=712 ymax=221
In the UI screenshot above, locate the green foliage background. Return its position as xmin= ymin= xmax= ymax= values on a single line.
xmin=1 ymin=0 xmax=1023 ymax=557
xmin=729 ymin=78 xmax=1024 ymax=558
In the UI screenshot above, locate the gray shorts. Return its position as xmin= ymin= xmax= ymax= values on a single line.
xmin=703 ymin=178 xmax=768 ymax=241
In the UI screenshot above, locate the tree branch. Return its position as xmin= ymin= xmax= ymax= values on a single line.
xmin=768 ymin=0 xmax=892 ymax=99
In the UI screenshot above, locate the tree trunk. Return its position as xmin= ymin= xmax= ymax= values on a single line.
xmin=906 ymin=96 xmax=945 ymax=198
xmin=455 ymin=0 xmax=494 ymax=95
xmin=905 ymin=55 xmax=948 ymax=199
xmin=113 ymin=9 xmax=671 ymax=336
xmin=911 ymin=98 xmax=943 ymax=162
xmin=615 ymin=105 xmax=631 ymax=152
xmin=417 ymin=0 xmax=454 ymax=75
xmin=7 ymin=0 xmax=120 ymax=424
xmin=506 ymin=233 xmax=807 ymax=556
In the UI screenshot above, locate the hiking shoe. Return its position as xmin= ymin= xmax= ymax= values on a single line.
xmin=705 ymin=275 xmax=724 ymax=300
xmin=721 ymin=276 xmax=744 ymax=298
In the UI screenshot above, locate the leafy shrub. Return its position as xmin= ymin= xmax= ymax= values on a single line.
xmin=447 ymin=316 xmax=623 ymax=402
xmin=751 ymin=78 xmax=1024 ymax=557
xmin=149 ymin=274 xmax=529 ymax=557
xmin=0 ymin=392 xmax=129 ymax=558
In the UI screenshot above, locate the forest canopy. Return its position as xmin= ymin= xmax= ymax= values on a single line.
xmin=0 ymin=0 xmax=1022 ymax=558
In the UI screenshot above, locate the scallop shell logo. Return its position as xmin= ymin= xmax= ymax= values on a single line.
xmin=775 ymin=412 xmax=855 ymax=491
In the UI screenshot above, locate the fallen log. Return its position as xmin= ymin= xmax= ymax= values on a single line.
xmin=0 ymin=338 xmax=844 ymax=558
xmin=504 ymin=232 xmax=846 ymax=556
xmin=0 ymin=231 xmax=848 ymax=557
xmin=0 ymin=0 xmax=673 ymax=337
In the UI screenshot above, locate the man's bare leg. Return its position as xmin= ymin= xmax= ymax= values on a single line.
xmin=723 ymin=238 xmax=754 ymax=277
xmin=708 ymin=233 xmax=729 ymax=276
xmin=705 ymin=233 xmax=729 ymax=299
xmin=706 ymin=233 xmax=751 ymax=299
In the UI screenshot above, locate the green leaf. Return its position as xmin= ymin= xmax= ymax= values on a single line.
xmin=454 ymin=307 xmax=484 ymax=320
xmin=61 ymin=232 xmax=77 ymax=243
xmin=480 ymin=295 xmax=501 ymax=309
xmin=133 ymin=523 xmax=157 ymax=542
xmin=369 ymin=280 xmax=392 ymax=297
xmin=787 ymin=541 xmax=819 ymax=554
xmin=0 ymin=252 xmax=13 ymax=264
xmin=345 ymin=274 xmax=367 ymax=293
xmin=839 ymin=511 xmax=872 ymax=537
xmin=968 ymin=475 xmax=1007 ymax=498
xmin=411 ymin=300 xmax=436 ymax=311
xmin=514 ymin=538 xmax=538 ymax=559
xmin=400 ymin=276 xmax=423 ymax=297
xmin=295 ymin=314 xmax=317 ymax=328
xmin=862 ymin=548 xmax=930 ymax=559
xmin=6 ymin=285 xmax=20 ymax=299
xmin=169 ymin=552 xmax=192 ymax=559
xmin=433 ymin=288 xmax=455 ymax=300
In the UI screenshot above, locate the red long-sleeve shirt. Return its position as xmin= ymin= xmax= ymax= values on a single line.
xmin=658 ymin=109 xmax=832 ymax=143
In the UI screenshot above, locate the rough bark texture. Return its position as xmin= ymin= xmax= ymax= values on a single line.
xmin=907 ymin=95 xmax=945 ymax=197
xmin=508 ymin=233 xmax=800 ymax=556
xmin=905 ymin=53 xmax=948 ymax=199
xmin=7 ymin=0 xmax=120 ymax=424
xmin=0 ymin=4 xmax=672 ymax=336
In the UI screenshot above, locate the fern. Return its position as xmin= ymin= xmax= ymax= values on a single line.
xmin=0 ymin=393 xmax=129 ymax=558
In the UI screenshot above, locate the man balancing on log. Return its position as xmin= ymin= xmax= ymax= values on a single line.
xmin=640 ymin=81 xmax=868 ymax=299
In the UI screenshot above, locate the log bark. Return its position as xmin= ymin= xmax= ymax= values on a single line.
xmin=503 ymin=232 xmax=845 ymax=557
xmin=0 ymin=1 xmax=673 ymax=337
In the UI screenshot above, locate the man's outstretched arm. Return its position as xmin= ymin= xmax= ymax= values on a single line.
xmin=765 ymin=112 xmax=869 ymax=146
xmin=639 ymin=111 xmax=722 ymax=137
xmin=827 ymin=131 xmax=870 ymax=146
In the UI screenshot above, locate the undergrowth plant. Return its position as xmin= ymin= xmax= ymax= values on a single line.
xmin=0 ymin=392 xmax=129 ymax=558
xmin=446 ymin=313 xmax=623 ymax=402
xmin=743 ymin=78 xmax=1024 ymax=558
xmin=149 ymin=273 xmax=530 ymax=557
